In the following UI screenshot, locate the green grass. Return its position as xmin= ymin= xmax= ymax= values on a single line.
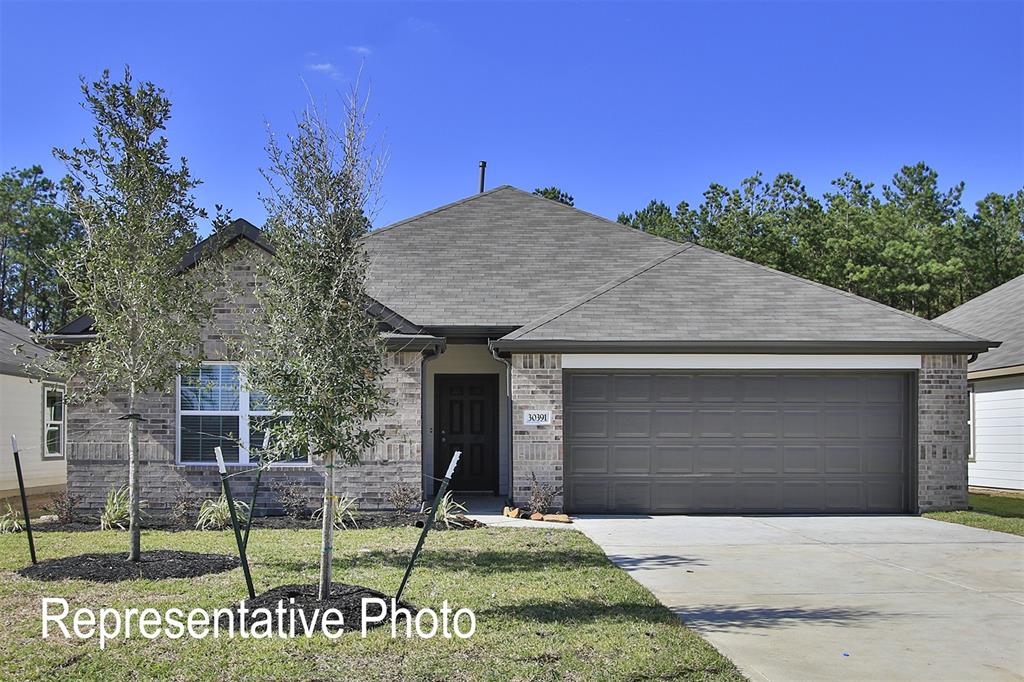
xmin=0 ymin=527 xmax=741 ymax=681
xmin=925 ymin=491 xmax=1024 ymax=537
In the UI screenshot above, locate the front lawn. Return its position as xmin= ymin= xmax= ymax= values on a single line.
xmin=925 ymin=490 xmax=1024 ymax=537
xmin=0 ymin=527 xmax=741 ymax=681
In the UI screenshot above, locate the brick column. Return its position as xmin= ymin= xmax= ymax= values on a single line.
xmin=917 ymin=354 xmax=969 ymax=512
xmin=511 ymin=353 xmax=563 ymax=509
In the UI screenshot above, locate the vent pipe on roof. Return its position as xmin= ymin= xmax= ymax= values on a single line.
xmin=478 ymin=161 xmax=487 ymax=193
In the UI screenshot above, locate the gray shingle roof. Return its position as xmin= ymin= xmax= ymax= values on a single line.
xmin=0 ymin=317 xmax=51 ymax=378
xmin=364 ymin=186 xmax=680 ymax=327
xmin=934 ymin=273 xmax=1024 ymax=372
xmin=495 ymin=244 xmax=993 ymax=353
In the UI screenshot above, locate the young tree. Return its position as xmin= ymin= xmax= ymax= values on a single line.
xmin=46 ymin=68 xmax=212 ymax=561
xmin=239 ymin=90 xmax=390 ymax=600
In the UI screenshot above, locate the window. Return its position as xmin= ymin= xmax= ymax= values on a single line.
xmin=42 ymin=384 xmax=66 ymax=459
xmin=968 ymin=384 xmax=976 ymax=463
xmin=177 ymin=362 xmax=302 ymax=465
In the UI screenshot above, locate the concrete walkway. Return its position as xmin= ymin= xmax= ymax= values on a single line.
xmin=574 ymin=515 xmax=1024 ymax=681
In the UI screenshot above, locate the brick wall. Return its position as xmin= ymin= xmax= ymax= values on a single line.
xmin=66 ymin=241 xmax=423 ymax=517
xmin=510 ymin=353 xmax=563 ymax=510
xmin=917 ymin=354 xmax=970 ymax=512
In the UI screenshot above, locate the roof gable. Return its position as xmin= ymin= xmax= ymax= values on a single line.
xmin=0 ymin=317 xmax=51 ymax=378
xmin=934 ymin=273 xmax=1024 ymax=372
xmin=364 ymin=185 xmax=680 ymax=327
xmin=497 ymin=244 xmax=993 ymax=352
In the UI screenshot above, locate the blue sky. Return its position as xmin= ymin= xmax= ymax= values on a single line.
xmin=1 ymin=1 xmax=1022 ymax=232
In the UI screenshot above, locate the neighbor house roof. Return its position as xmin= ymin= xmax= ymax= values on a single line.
xmin=934 ymin=273 xmax=1024 ymax=375
xmin=0 ymin=317 xmax=52 ymax=379
xmin=492 ymin=243 xmax=995 ymax=354
xmin=364 ymin=185 xmax=680 ymax=328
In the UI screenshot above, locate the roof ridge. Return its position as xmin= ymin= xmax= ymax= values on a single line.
xmin=367 ymin=185 xmax=515 ymax=237
xmin=500 ymin=185 xmax=686 ymax=247
xmin=503 ymin=244 xmax=694 ymax=340
xmin=686 ymin=244 xmax=992 ymax=344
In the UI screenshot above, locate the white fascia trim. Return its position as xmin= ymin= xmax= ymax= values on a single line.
xmin=561 ymin=354 xmax=923 ymax=370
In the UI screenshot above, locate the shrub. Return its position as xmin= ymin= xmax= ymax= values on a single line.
xmin=272 ymin=480 xmax=309 ymax=519
xmin=425 ymin=491 xmax=469 ymax=529
xmin=45 ymin=490 xmax=77 ymax=524
xmin=528 ymin=472 xmax=562 ymax=515
xmin=196 ymin=494 xmax=250 ymax=531
xmin=169 ymin=476 xmax=199 ymax=526
xmin=312 ymin=495 xmax=360 ymax=530
xmin=0 ymin=502 xmax=23 ymax=534
xmin=100 ymin=486 xmax=131 ymax=531
xmin=387 ymin=483 xmax=420 ymax=513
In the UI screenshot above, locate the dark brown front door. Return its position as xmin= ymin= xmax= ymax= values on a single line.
xmin=435 ymin=374 xmax=499 ymax=493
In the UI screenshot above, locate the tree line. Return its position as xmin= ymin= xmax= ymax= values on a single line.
xmin=613 ymin=165 xmax=1024 ymax=319
xmin=3 ymin=163 xmax=1020 ymax=332
xmin=0 ymin=167 xmax=82 ymax=331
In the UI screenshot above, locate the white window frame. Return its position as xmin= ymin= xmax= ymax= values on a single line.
xmin=176 ymin=360 xmax=306 ymax=467
xmin=41 ymin=382 xmax=66 ymax=460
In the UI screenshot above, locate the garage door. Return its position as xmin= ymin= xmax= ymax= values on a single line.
xmin=564 ymin=371 xmax=911 ymax=514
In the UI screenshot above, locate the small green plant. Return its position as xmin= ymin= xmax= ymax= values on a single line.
xmin=0 ymin=502 xmax=23 ymax=534
xmin=387 ymin=483 xmax=421 ymax=514
xmin=425 ymin=491 xmax=469 ymax=529
xmin=312 ymin=495 xmax=360 ymax=530
xmin=100 ymin=486 xmax=131 ymax=530
xmin=45 ymin=490 xmax=77 ymax=524
xmin=195 ymin=494 xmax=250 ymax=531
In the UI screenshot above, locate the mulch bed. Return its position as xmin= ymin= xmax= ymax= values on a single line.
xmin=18 ymin=550 xmax=239 ymax=582
xmin=34 ymin=512 xmax=485 ymax=533
xmin=218 ymin=583 xmax=416 ymax=634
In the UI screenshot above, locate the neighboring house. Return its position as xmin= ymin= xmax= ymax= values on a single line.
xmin=0 ymin=318 xmax=67 ymax=500
xmin=52 ymin=186 xmax=995 ymax=516
xmin=934 ymin=274 xmax=1024 ymax=491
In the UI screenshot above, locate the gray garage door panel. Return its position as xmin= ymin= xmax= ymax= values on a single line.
xmin=564 ymin=372 xmax=911 ymax=514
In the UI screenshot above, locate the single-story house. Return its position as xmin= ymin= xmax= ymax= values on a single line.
xmin=934 ymin=274 xmax=1023 ymax=491
xmin=0 ymin=317 xmax=67 ymax=500
xmin=54 ymin=186 xmax=996 ymax=515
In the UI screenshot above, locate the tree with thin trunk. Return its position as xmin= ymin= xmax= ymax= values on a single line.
xmin=238 ymin=89 xmax=390 ymax=600
xmin=44 ymin=68 xmax=213 ymax=561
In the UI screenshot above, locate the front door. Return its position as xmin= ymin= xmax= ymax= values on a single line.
xmin=435 ymin=374 xmax=499 ymax=493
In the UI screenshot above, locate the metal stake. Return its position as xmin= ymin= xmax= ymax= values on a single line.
xmin=395 ymin=450 xmax=461 ymax=603
xmin=215 ymin=446 xmax=256 ymax=599
xmin=242 ymin=431 xmax=270 ymax=552
xmin=10 ymin=435 xmax=36 ymax=564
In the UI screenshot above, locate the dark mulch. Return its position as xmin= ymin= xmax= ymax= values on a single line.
xmin=18 ymin=550 xmax=239 ymax=582
xmin=218 ymin=583 xmax=416 ymax=634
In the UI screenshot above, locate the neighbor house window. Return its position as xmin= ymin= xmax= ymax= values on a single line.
xmin=968 ymin=384 xmax=976 ymax=463
xmin=177 ymin=362 xmax=302 ymax=465
xmin=42 ymin=384 xmax=66 ymax=459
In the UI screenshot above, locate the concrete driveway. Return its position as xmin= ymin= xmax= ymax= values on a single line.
xmin=574 ymin=515 xmax=1024 ymax=681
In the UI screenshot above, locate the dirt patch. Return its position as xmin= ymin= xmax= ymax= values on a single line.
xmin=218 ymin=583 xmax=415 ymax=634
xmin=18 ymin=550 xmax=239 ymax=582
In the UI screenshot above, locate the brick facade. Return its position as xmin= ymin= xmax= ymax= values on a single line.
xmin=66 ymin=242 xmax=424 ymax=517
xmin=916 ymin=354 xmax=970 ymax=512
xmin=510 ymin=353 xmax=564 ymax=510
